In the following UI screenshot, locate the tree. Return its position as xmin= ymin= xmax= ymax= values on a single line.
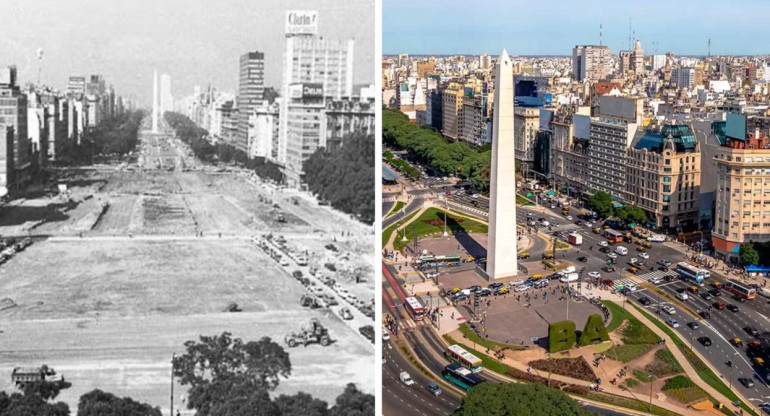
xmin=577 ymin=315 xmax=610 ymax=346
xmin=741 ymin=243 xmax=760 ymax=266
xmin=329 ymin=383 xmax=374 ymax=416
xmin=455 ymin=382 xmax=595 ymax=416
xmin=172 ymin=332 xmax=292 ymax=416
xmin=0 ymin=388 xmax=70 ymax=416
xmin=77 ymin=389 xmax=161 ymax=416
xmin=615 ymin=205 xmax=647 ymax=225
xmin=589 ymin=191 xmax=614 ymax=219
xmin=303 ymin=133 xmax=375 ymax=224
xmin=275 ymin=392 xmax=328 ymax=416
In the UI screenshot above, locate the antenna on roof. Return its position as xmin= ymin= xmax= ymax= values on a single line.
xmin=599 ymin=23 xmax=603 ymax=46
xmin=628 ymin=18 xmax=632 ymax=51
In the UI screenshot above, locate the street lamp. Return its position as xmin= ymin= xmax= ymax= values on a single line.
xmin=400 ymin=208 xmax=408 ymax=242
xmin=649 ymin=373 xmax=654 ymax=412
xmin=443 ymin=197 xmax=448 ymax=237
xmin=170 ymin=353 xmax=176 ymax=416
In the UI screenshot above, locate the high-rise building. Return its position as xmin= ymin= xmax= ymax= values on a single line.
xmin=440 ymin=87 xmax=464 ymax=141
xmin=0 ymin=66 xmax=28 ymax=189
xmin=325 ymin=95 xmax=375 ymax=149
xmin=552 ymin=108 xmax=592 ymax=198
xmin=0 ymin=124 xmax=13 ymax=197
xmin=160 ymin=73 xmax=173 ymax=116
xmin=397 ymin=53 xmax=409 ymax=67
xmin=712 ymin=115 xmax=770 ymax=263
xmin=652 ymin=55 xmax=667 ymax=71
xmin=588 ymin=96 xmax=643 ymax=200
xmin=572 ymin=45 xmax=611 ymax=82
xmin=631 ymin=40 xmax=645 ymax=76
xmin=66 ymin=76 xmax=86 ymax=97
xmin=672 ymin=68 xmax=695 ymax=89
xmin=618 ymin=51 xmax=632 ymax=75
xmin=278 ymin=11 xmax=355 ymax=187
xmin=236 ymin=51 xmax=265 ymax=153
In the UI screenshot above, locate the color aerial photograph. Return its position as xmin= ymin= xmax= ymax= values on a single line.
xmin=0 ymin=0 xmax=375 ymax=415
xmin=381 ymin=0 xmax=770 ymax=415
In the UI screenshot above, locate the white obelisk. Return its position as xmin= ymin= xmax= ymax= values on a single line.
xmin=152 ymin=70 xmax=159 ymax=133
xmin=487 ymin=50 xmax=517 ymax=280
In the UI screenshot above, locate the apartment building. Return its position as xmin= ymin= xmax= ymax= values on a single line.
xmin=513 ymin=106 xmax=539 ymax=172
xmin=552 ymin=109 xmax=591 ymax=197
xmin=441 ymin=87 xmax=464 ymax=140
xmin=572 ymin=45 xmax=611 ymax=82
xmin=712 ymin=123 xmax=770 ymax=263
xmin=626 ymin=123 xmax=701 ymax=231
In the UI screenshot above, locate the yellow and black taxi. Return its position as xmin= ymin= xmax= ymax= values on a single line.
xmin=732 ymin=338 xmax=744 ymax=348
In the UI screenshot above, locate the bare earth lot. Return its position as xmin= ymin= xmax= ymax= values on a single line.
xmin=0 ymin=128 xmax=374 ymax=414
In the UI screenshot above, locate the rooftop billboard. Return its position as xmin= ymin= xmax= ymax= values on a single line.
xmin=286 ymin=11 xmax=318 ymax=35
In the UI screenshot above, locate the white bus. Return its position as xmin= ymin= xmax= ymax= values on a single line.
xmin=445 ymin=344 xmax=483 ymax=373
xmin=675 ymin=262 xmax=707 ymax=284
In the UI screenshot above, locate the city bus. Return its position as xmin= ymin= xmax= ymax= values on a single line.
xmin=603 ymin=229 xmax=624 ymax=243
xmin=724 ymin=279 xmax=757 ymax=300
xmin=417 ymin=255 xmax=462 ymax=270
xmin=675 ymin=262 xmax=708 ymax=284
xmin=445 ymin=344 xmax=483 ymax=373
xmin=404 ymin=296 xmax=425 ymax=321
xmin=442 ymin=363 xmax=486 ymax=390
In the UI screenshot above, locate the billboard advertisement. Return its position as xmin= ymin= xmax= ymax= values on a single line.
xmin=289 ymin=83 xmax=324 ymax=100
xmin=288 ymin=84 xmax=304 ymax=99
xmin=302 ymin=83 xmax=323 ymax=99
xmin=286 ymin=11 xmax=318 ymax=35
xmin=726 ymin=113 xmax=747 ymax=141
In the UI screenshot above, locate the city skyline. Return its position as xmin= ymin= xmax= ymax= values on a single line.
xmin=0 ymin=0 xmax=373 ymax=107
xmin=384 ymin=0 xmax=770 ymax=56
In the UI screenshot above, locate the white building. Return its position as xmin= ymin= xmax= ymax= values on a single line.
xmin=247 ymin=100 xmax=279 ymax=160
xmin=672 ymin=68 xmax=695 ymax=89
xmin=652 ymin=55 xmax=667 ymax=71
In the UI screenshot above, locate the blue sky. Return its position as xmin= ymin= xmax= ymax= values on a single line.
xmin=384 ymin=0 xmax=770 ymax=56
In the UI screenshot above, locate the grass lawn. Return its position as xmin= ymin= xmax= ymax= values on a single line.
xmin=457 ymin=324 xmax=525 ymax=351
xmin=661 ymin=376 xmax=709 ymax=404
xmin=385 ymin=200 xmax=406 ymax=218
xmin=585 ymin=392 xmax=681 ymax=416
xmin=516 ymin=194 xmax=534 ymax=206
xmin=625 ymin=378 xmax=640 ymax=388
xmin=633 ymin=369 xmax=656 ymax=383
xmin=646 ymin=348 xmax=685 ymax=377
xmin=605 ymin=344 xmax=654 ymax=363
xmin=393 ymin=207 xmax=487 ymax=251
xmin=603 ymin=300 xmax=633 ymax=332
xmin=631 ymin=304 xmax=758 ymax=416
xmin=382 ymin=208 xmax=420 ymax=248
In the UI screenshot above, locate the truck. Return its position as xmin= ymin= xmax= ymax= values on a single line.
xmin=12 ymin=366 xmax=63 ymax=386
xmin=568 ymin=233 xmax=582 ymax=245
xmin=615 ymin=246 xmax=628 ymax=256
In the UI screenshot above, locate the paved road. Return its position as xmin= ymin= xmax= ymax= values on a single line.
xmin=383 ymin=198 xmax=425 ymax=229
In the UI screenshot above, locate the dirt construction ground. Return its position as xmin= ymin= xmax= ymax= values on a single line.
xmin=0 ymin=126 xmax=374 ymax=414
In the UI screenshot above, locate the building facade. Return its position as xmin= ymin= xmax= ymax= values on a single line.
xmin=514 ymin=106 xmax=539 ymax=171
xmin=572 ymin=45 xmax=611 ymax=82
xmin=236 ymin=51 xmax=265 ymax=153
xmin=325 ymin=96 xmax=375 ymax=148
xmin=441 ymin=87 xmax=464 ymax=141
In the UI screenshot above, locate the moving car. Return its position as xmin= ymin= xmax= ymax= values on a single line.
xmin=699 ymin=311 xmax=711 ymax=319
xmin=588 ymin=271 xmax=601 ymax=279
xmin=697 ymin=337 xmax=712 ymax=346
xmin=700 ymin=292 xmax=712 ymax=300
xmin=607 ymin=252 xmax=618 ymax=259
xmin=638 ymin=296 xmax=651 ymax=306
xmin=662 ymin=305 xmax=676 ymax=315
xmin=602 ymin=265 xmax=615 ymax=273
xmin=400 ymin=371 xmax=415 ymax=386
xmin=599 ymin=241 xmax=609 ymax=247
xmin=738 ymin=377 xmax=755 ymax=388
xmin=425 ymin=382 xmax=442 ymax=396
xmin=745 ymin=326 xmax=760 ymax=337
xmin=726 ymin=304 xmax=739 ymax=312
xmin=676 ymin=292 xmax=689 ymax=301
xmin=577 ymin=256 xmax=588 ymax=263
xmin=688 ymin=322 xmax=699 ymax=330
xmin=639 ymin=253 xmax=650 ymax=259
xmin=666 ymin=319 xmax=679 ymax=328
xmin=732 ymin=338 xmax=744 ymax=348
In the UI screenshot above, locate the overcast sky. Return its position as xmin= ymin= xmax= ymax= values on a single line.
xmin=385 ymin=0 xmax=770 ymax=57
xmin=0 ymin=0 xmax=374 ymax=107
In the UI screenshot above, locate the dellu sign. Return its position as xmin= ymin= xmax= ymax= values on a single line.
xmin=289 ymin=83 xmax=324 ymax=100
xmin=286 ymin=11 xmax=318 ymax=35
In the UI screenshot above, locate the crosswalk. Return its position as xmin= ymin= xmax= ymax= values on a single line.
xmin=638 ymin=269 xmax=672 ymax=283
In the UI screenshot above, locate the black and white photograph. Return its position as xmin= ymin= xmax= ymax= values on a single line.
xmin=0 ymin=1 xmax=375 ymax=415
